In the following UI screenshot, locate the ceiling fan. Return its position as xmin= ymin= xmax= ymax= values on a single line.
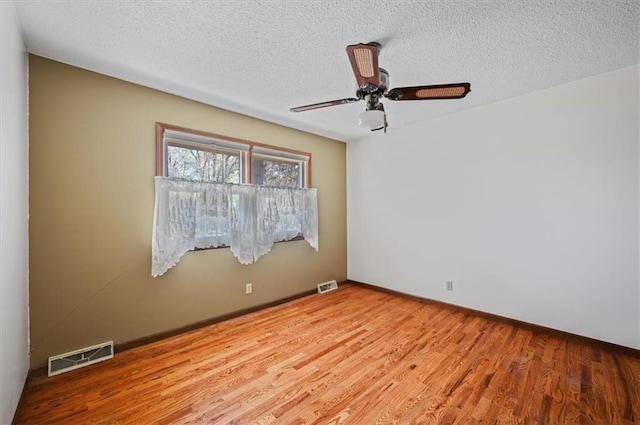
xmin=290 ymin=42 xmax=471 ymax=133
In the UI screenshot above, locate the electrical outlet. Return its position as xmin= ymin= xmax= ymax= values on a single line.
xmin=446 ymin=281 xmax=453 ymax=291
xmin=245 ymin=283 xmax=252 ymax=294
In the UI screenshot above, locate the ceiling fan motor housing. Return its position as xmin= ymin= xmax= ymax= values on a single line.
xmin=378 ymin=68 xmax=389 ymax=92
xmin=357 ymin=68 xmax=389 ymax=99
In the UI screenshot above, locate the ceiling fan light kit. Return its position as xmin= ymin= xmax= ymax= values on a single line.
xmin=358 ymin=109 xmax=386 ymax=131
xmin=290 ymin=42 xmax=471 ymax=133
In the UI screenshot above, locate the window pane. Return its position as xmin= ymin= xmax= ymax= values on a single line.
xmin=167 ymin=145 xmax=240 ymax=184
xmin=252 ymin=157 xmax=301 ymax=188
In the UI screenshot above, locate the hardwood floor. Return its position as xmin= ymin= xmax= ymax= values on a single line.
xmin=14 ymin=284 xmax=639 ymax=424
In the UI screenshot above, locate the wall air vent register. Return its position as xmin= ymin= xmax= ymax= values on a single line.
xmin=48 ymin=341 xmax=114 ymax=377
xmin=317 ymin=280 xmax=339 ymax=294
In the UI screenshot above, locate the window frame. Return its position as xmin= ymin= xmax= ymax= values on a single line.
xmin=156 ymin=122 xmax=311 ymax=188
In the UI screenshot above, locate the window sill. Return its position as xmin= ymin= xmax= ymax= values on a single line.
xmin=192 ymin=234 xmax=305 ymax=252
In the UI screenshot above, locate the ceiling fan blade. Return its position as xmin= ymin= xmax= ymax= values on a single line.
xmin=290 ymin=97 xmax=359 ymax=112
xmin=346 ymin=43 xmax=381 ymax=88
xmin=386 ymin=83 xmax=471 ymax=101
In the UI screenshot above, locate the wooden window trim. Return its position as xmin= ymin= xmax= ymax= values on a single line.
xmin=156 ymin=122 xmax=312 ymax=188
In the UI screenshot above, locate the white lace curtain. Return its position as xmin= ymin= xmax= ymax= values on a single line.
xmin=152 ymin=177 xmax=318 ymax=277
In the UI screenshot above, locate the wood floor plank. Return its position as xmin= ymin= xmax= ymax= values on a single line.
xmin=13 ymin=284 xmax=640 ymax=424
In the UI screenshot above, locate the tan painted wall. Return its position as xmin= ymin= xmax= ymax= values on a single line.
xmin=28 ymin=55 xmax=347 ymax=368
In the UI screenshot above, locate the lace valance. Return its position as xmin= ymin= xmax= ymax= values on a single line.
xmin=152 ymin=177 xmax=318 ymax=276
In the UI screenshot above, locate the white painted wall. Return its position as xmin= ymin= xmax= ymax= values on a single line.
xmin=348 ymin=66 xmax=639 ymax=349
xmin=0 ymin=1 xmax=30 ymax=422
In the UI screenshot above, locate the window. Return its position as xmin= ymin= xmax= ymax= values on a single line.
xmin=252 ymin=147 xmax=308 ymax=188
xmin=167 ymin=144 xmax=242 ymax=184
xmin=154 ymin=122 xmax=314 ymax=255
xmin=156 ymin=123 xmax=310 ymax=188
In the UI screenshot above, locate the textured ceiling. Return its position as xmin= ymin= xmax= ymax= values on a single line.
xmin=12 ymin=1 xmax=640 ymax=142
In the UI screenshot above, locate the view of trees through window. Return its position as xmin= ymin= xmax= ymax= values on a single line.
xmin=159 ymin=123 xmax=310 ymax=189
xmin=167 ymin=145 xmax=240 ymax=184
xmin=252 ymin=157 xmax=300 ymax=188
